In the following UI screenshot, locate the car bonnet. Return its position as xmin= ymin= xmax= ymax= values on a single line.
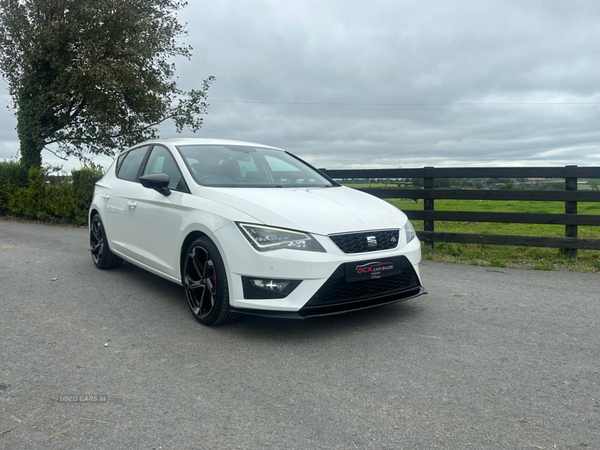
xmin=194 ymin=185 xmax=408 ymax=235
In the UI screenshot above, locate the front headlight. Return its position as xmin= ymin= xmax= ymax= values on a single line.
xmin=403 ymin=220 xmax=417 ymax=244
xmin=237 ymin=223 xmax=326 ymax=252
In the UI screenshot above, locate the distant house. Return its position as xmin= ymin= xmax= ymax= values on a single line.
xmin=45 ymin=174 xmax=73 ymax=185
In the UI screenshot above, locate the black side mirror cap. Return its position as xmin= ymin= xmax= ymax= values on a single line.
xmin=139 ymin=173 xmax=171 ymax=196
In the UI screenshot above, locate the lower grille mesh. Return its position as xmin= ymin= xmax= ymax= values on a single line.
xmin=304 ymin=256 xmax=420 ymax=307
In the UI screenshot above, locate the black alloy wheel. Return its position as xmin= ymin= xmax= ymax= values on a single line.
xmin=90 ymin=214 xmax=123 ymax=269
xmin=183 ymin=237 xmax=237 ymax=326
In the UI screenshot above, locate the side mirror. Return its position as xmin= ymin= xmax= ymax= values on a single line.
xmin=139 ymin=173 xmax=171 ymax=196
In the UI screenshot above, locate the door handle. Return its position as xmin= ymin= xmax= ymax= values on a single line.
xmin=127 ymin=201 xmax=137 ymax=209
xmin=102 ymin=194 xmax=110 ymax=200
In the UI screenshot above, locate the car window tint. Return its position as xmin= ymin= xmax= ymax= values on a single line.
xmin=117 ymin=146 xmax=149 ymax=181
xmin=142 ymin=146 xmax=184 ymax=191
xmin=116 ymin=152 xmax=127 ymax=174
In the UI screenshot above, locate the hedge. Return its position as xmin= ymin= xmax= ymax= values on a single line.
xmin=0 ymin=161 xmax=103 ymax=226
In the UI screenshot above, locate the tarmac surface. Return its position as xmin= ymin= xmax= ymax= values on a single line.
xmin=0 ymin=219 xmax=599 ymax=449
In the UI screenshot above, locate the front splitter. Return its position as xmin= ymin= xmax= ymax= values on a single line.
xmin=230 ymin=286 xmax=427 ymax=319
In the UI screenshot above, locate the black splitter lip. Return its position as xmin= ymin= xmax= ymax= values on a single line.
xmin=230 ymin=286 xmax=427 ymax=319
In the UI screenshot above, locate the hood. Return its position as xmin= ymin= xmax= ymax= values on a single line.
xmin=195 ymin=186 xmax=408 ymax=235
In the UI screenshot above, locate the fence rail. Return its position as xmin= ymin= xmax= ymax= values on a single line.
xmin=360 ymin=188 xmax=600 ymax=202
xmin=321 ymin=166 xmax=600 ymax=258
xmin=322 ymin=166 xmax=600 ymax=179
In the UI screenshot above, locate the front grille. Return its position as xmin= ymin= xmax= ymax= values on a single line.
xmin=303 ymin=256 xmax=420 ymax=308
xmin=329 ymin=229 xmax=399 ymax=254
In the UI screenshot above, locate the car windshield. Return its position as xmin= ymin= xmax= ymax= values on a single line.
xmin=176 ymin=145 xmax=336 ymax=188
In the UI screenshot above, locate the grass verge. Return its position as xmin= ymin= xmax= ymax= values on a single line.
xmin=387 ymin=199 xmax=600 ymax=273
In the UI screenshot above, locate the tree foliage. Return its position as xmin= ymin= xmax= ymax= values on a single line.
xmin=0 ymin=0 xmax=213 ymax=167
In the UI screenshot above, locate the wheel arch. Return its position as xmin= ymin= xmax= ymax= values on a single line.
xmin=89 ymin=207 xmax=100 ymax=224
xmin=179 ymin=230 xmax=209 ymax=280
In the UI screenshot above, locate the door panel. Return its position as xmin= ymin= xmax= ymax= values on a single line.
xmin=104 ymin=145 xmax=150 ymax=257
xmin=124 ymin=185 xmax=189 ymax=277
xmin=123 ymin=145 xmax=191 ymax=277
xmin=103 ymin=179 xmax=135 ymax=256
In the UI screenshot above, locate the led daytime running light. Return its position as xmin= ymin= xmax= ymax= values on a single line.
xmin=237 ymin=223 xmax=326 ymax=252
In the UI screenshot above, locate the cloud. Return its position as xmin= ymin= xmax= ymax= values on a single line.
xmin=1 ymin=0 xmax=599 ymax=170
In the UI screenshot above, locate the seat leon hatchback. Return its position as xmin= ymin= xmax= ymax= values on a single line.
xmin=89 ymin=138 xmax=426 ymax=325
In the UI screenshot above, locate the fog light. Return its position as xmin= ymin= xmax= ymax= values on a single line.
xmin=242 ymin=277 xmax=301 ymax=299
xmin=251 ymin=279 xmax=290 ymax=292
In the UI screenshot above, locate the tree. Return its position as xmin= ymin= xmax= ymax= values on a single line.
xmin=0 ymin=0 xmax=213 ymax=167
xmin=410 ymin=177 xmax=423 ymax=188
xmin=497 ymin=182 xmax=514 ymax=190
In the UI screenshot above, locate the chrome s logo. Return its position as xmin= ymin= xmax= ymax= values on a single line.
xmin=367 ymin=236 xmax=377 ymax=247
xmin=355 ymin=261 xmax=394 ymax=278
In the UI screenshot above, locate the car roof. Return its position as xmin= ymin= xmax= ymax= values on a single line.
xmin=133 ymin=137 xmax=284 ymax=151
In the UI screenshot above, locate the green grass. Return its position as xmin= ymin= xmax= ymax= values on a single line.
xmin=385 ymin=199 xmax=600 ymax=273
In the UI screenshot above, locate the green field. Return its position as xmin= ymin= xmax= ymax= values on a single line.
xmin=384 ymin=198 xmax=600 ymax=273
xmin=341 ymin=183 xmax=600 ymax=271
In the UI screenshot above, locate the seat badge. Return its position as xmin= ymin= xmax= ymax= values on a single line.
xmin=367 ymin=236 xmax=377 ymax=247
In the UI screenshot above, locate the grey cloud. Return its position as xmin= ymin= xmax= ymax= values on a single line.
xmin=2 ymin=0 xmax=600 ymax=170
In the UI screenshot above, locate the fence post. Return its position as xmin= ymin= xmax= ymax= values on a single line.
xmin=423 ymin=166 xmax=435 ymax=250
xmin=565 ymin=165 xmax=578 ymax=259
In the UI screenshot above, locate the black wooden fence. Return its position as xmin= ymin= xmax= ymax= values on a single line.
xmin=321 ymin=166 xmax=600 ymax=258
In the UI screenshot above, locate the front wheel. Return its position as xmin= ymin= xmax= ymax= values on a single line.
xmin=183 ymin=237 xmax=237 ymax=326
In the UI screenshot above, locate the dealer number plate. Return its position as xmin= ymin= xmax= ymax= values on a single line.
xmin=345 ymin=256 xmax=403 ymax=282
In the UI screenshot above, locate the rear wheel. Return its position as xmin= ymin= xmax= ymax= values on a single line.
xmin=90 ymin=214 xmax=123 ymax=269
xmin=183 ymin=237 xmax=237 ymax=326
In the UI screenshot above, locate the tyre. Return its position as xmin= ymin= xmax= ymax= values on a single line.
xmin=183 ymin=237 xmax=237 ymax=326
xmin=90 ymin=214 xmax=123 ymax=269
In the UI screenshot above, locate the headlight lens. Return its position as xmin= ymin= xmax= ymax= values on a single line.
xmin=237 ymin=223 xmax=326 ymax=252
xmin=403 ymin=220 xmax=417 ymax=243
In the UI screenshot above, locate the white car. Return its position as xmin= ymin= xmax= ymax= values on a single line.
xmin=89 ymin=138 xmax=425 ymax=325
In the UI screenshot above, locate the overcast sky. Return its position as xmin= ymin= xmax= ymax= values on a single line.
xmin=1 ymin=0 xmax=600 ymax=171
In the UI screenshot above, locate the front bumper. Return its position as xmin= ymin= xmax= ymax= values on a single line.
xmin=212 ymin=222 xmax=425 ymax=315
